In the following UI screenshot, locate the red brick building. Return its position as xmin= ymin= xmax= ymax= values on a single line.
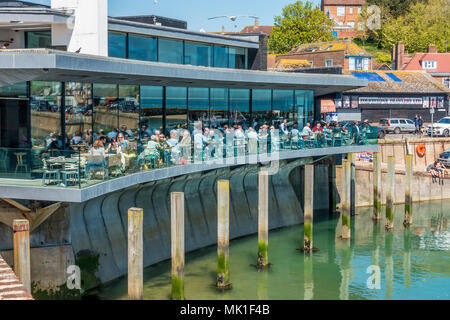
xmin=321 ymin=0 xmax=366 ymax=39
xmin=392 ymin=42 xmax=450 ymax=89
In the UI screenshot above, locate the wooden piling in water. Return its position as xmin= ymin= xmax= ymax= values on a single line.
xmin=328 ymin=159 xmax=336 ymax=215
xmin=303 ymin=165 xmax=314 ymax=251
xmin=386 ymin=156 xmax=395 ymax=230
xmin=258 ymin=171 xmax=269 ymax=267
xmin=128 ymin=208 xmax=143 ymax=300
xmin=373 ymin=152 xmax=382 ymax=221
xmin=341 ymin=161 xmax=351 ymax=239
xmin=404 ymin=154 xmax=413 ymax=226
xmin=13 ymin=219 xmax=31 ymax=293
xmin=171 ymin=192 xmax=185 ymax=300
xmin=217 ymin=180 xmax=231 ymax=288
xmin=348 ymin=153 xmax=356 ymax=216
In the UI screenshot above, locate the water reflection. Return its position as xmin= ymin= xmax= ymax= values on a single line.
xmin=96 ymin=200 xmax=450 ymax=300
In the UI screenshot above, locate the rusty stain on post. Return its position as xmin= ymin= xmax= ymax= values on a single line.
xmin=13 ymin=219 xmax=31 ymax=293
xmin=373 ymin=152 xmax=382 ymax=221
xmin=386 ymin=156 xmax=395 ymax=230
xmin=404 ymin=155 xmax=413 ymax=226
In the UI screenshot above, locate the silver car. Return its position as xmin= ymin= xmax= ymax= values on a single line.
xmin=379 ymin=118 xmax=416 ymax=134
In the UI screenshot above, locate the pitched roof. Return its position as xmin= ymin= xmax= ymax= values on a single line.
xmin=240 ymin=25 xmax=273 ymax=36
xmin=274 ymin=59 xmax=312 ymax=70
xmin=289 ymin=40 xmax=372 ymax=57
xmin=344 ymin=70 xmax=450 ymax=94
xmin=0 ymin=0 xmax=49 ymax=8
xmin=402 ymin=53 xmax=450 ymax=74
xmin=322 ymin=0 xmax=366 ymax=5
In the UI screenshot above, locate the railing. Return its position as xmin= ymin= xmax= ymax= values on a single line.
xmin=0 ymin=129 xmax=377 ymax=189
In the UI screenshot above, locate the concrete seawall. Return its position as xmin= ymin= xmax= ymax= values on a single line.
xmin=69 ymin=160 xmax=331 ymax=287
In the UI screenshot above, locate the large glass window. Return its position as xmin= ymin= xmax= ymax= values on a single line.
xmin=229 ymin=47 xmax=248 ymax=69
xmin=210 ymin=88 xmax=229 ymax=128
xmin=140 ymin=86 xmax=163 ymax=137
xmin=214 ymin=46 xmax=228 ymax=68
xmin=185 ymin=42 xmax=213 ymax=67
xmin=65 ymin=82 xmax=93 ymax=146
xmin=188 ymin=87 xmax=209 ymax=130
xmin=158 ymin=38 xmax=184 ymax=65
xmin=118 ymin=85 xmax=139 ymax=141
xmin=229 ymin=89 xmax=250 ymax=128
xmin=93 ymin=84 xmax=119 ymax=140
xmin=295 ymin=90 xmax=314 ymax=129
xmin=0 ymin=83 xmax=27 ymax=98
xmin=166 ymin=86 xmax=187 ymax=131
xmin=26 ymin=30 xmax=52 ymax=49
xmin=252 ymin=89 xmax=273 ymax=128
xmin=128 ymin=34 xmax=157 ymax=62
xmin=273 ymin=90 xmax=295 ymax=127
xmin=30 ymin=81 xmax=62 ymax=149
xmin=108 ymin=32 xmax=127 ymax=58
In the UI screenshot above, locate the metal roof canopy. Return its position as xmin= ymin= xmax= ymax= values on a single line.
xmin=0 ymin=49 xmax=368 ymax=96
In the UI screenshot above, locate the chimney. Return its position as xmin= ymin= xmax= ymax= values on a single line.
xmin=393 ymin=41 xmax=405 ymax=70
xmin=221 ymin=25 xmax=225 ymax=34
xmin=255 ymin=18 xmax=259 ymax=27
xmin=428 ymin=44 xmax=438 ymax=53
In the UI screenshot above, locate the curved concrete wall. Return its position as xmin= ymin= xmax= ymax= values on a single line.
xmin=70 ymin=160 xmax=331 ymax=285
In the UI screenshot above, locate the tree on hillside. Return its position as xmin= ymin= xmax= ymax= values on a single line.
xmin=268 ymin=1 xmax=333 ymax=54
xmin=378 ymin=0 xmax=449 ymax=53
xmin=366 ymin=0 xmax=424 ymax=18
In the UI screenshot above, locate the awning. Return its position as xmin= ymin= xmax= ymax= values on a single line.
xmin=321 ymin=99 xmax=337 ymax=113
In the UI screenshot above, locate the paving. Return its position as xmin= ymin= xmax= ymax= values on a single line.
xmin=0 ymin=255 xmax=33 ymax=300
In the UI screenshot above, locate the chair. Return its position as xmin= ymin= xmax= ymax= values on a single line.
xmin=85 ymin=155 xmax=108 ymax=181
xmin=61 ymin=163 xmax=80 ymax=187
xmin=41 ymin=159 xmax=60 ymax=186
xmin=14 ymin=152 xmax=28 ymax=174
xmin=138 ymin=154 xmax=159 ymax=170
xmin=107 ymin=154 xmax=122 ymax=177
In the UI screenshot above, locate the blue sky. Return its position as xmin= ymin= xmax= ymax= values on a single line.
xmin=30 ymin=0 xmax=321 ymax=32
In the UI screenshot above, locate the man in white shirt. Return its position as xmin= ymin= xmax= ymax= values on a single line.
xmin=301 ymin=122 xmax=312 ymax=136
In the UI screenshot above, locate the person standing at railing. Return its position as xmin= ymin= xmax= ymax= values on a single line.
xmin=247 ymin=127 xmax=258 ymax=155
xmin=235 ymin=126 xmax=246 ymax=157
xmin=301 ymin=122 xmax=313 ymax=137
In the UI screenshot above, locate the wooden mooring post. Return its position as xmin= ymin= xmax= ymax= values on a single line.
xmin=386 ymin=156 xmax=395 ymax=230
xmin=341 ymin=161 xmax=351 ymax=239
xmin=257 ymin=171 xmax=269 ymax=268
xmin=328 ymin=159 xmax=337 ymax=215
xmin=404 ymin=154 xmax=413 ymax=226
xmin=303 ymin=165 xmax=314 ymax=252
xmin=348 ymin=153 xmax=356 ymax=216
xmin=217 ymin=180 xmax=232 ymax=289
xmin=128 ymin=208 xmax=143 ymax=300
xmin=13 ymin=219 xmax=31 ymax=293
xmin=373 ymin=152 xmax=382 ymax=221
xmin=171 ymin=192 xmax=185 ymax=300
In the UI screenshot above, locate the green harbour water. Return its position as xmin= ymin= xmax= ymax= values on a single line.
xmin=96 ymin=200 xmax=450 ymax=300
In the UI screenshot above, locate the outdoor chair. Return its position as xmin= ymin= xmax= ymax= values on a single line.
xmin=85 ymin=155 xmax=108 ymax=181
xmin=61 ymin=163 xmax=80 ymax=187
xmin=41 ymin=159 xmax=60 ymax=186
xmin=14 ymin=152 xmax=28 ymax=173
xmin=107 ymin=154 xmax=122 ymax=177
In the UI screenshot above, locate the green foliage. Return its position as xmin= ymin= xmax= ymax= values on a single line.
xmin=268 ymin=1 xmax=334 ymax=54
xmin=360 ymin=0 xmax=449 ymax=53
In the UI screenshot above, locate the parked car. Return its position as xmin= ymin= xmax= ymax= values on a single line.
xmin=437 ymin=148 xmax=450 ymax=166
xmin=379 ymin=118 xmax=416 ymax=134
xmin=427 ymin=117 xmax=450 ymax=137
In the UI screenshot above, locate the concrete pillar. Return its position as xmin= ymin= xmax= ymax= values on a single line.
xmin=258 ymin=171 xmax=269 ymax=267
xmin=128 ymin=208 xmax=143 ymax=300
xmin=341 ymin=160 xmax=351 ymax=239
xmin=404 ymin=154 xmax=413 ymax=226
xmin=348 ymin=153 xmax=356 ymax=216
xmin=373 ymin=152 xmax=382 ymax=221
xmin=386 ymin=156 xmax=395 ymax=230
xmin=304 ymin=165 xmax=314 ymax=251
xmin=171 ymin=192 xmax=185 ymax=300
xmin=13 ymin=220 xmax=31 ymax=293
xmin=217 ymin=180 xmax=231 ymax=288
xmin=328 ymin=160 xmax=337 ymax=215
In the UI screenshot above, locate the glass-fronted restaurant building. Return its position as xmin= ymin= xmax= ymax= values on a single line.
xmin=0 ymin=1 xmax=368 ymax=182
